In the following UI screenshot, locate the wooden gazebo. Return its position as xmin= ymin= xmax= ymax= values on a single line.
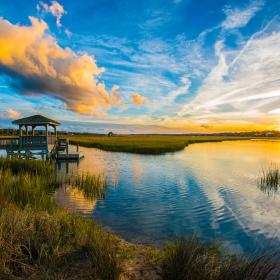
xmin=0 ymin=115 xmax=84 ymax=161
xmin=12 ymin=115 xmax=60 ymax=155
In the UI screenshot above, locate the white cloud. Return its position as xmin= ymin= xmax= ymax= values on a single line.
xmin=37 ymin=0 xmax=65 ymax=27
xmin=179 ymin=19 xmax=280 ymax=125
xmin=222 ymin=1 xmax=264 ymax=30
xmin=269 ymin=108 xmax=280 ymax=114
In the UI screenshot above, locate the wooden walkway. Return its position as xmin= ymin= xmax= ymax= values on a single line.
xmin=50 ymin=139 xmax=84 ymax=161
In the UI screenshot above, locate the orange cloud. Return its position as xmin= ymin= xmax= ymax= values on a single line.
xmin=0 ymin=16 xmax=122 ymax=116
xmin=131 ymin=92 xmax=148 ymax=106
xmin=0 ymin=109 xmax=21 ymax=119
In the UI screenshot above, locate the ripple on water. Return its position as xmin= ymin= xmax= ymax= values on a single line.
xmin=53 ymin=140 xmax=280 ymax=254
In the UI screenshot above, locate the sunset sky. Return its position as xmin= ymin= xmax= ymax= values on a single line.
xmin=0 ymin=0 xmax=279 ymax=133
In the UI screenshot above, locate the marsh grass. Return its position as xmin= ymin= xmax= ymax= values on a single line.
xmin=0 ymin=168 xmax=58 ymax=212
xmin=162 ymin=237 xmax=280 ymax=280
xmin=0 ymin=157 xmax=55 ymax=176
xmin=0 ymin=158 xmax=120 ymax=279
xmin=257 ymin=164 xmax=280 ymax=195
xmin=65 ymin=173 xmax=107 ymax=200
xmin=68 ymin=135 xmax=250 ymax=155
xmin=0 ymin=207 xmax=121 ymax=280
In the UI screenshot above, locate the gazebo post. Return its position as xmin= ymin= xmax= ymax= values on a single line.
xmin=45 ymin=124 xmax=48 ymax=149
xmin=32 ymin=125 xmax=35 ymax=136
xmin=25 ymin=125 xmax=28 ymax=136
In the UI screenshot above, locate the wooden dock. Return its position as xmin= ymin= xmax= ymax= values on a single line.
xmin=56 ymin=152 xmax=84 ymax=161
xmin=51 ymin=138 xmax=84 ymax=161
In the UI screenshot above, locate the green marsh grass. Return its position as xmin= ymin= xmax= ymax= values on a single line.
xmin=68 ymin=135 xmax=251 ymax=155
xmin=0 ymin=207 xmax=121 ymax=279
xmin=0 ymin=167 xmax=59 ymax=212
xmin=162 ymin=237 xmax=280 ymax=280
xmin=0 ymin=157 xmax=56 ymax=176
xmin=65 ymin=173 xmax=107 ymax=200
xmin=257 ymin=164 xmax=280 ymax=195
xmin=0 ymin=158 xmax=120 ymax=279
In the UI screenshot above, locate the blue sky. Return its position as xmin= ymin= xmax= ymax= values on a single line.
xmin=0 ymin=0 xmax=279 ymax=133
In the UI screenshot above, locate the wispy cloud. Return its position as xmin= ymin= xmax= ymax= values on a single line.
xmin=37 ymin=0 xmax=65 ymax=27
xmin=178 ymin=18 xmax=280 ymax=130
xmin=222 ymin=0 xmax=264 ymax=30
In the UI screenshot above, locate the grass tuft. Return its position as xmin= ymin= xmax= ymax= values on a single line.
xmin=162 ymin=237 xmax=280 ymax=280
xmin=65 ymin=173 xmax=107 ymax=200
xmin=257 ymin=164 xmax=280 ymax=195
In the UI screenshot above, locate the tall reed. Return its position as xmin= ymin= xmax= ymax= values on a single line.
xmin=0 ymin=157 xmax=55 ymax=176
xmin=0 ymin=168 xmax=57 ymax=212
xmin=257 ymin=164 xmax=280 ymax=195
xmin=162 ymin=237 xmax=280 ymax=280
xmin=65 ymin=172 xmax=107 ymax=200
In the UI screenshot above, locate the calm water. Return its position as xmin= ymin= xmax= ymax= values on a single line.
xmin=5 ymin=140 xmax=280 ymax=254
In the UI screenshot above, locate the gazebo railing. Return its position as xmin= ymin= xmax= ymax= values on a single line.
xmin=20 ymin=135 xmax=56 ymax=147
xmin=20 ymin=136 xmax=47 ymax=147
xmin=0 ymin=135 xmax=57 ymax=150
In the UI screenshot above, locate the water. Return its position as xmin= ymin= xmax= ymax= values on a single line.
xmin=4 ymin=140 xmax=280 ymax=254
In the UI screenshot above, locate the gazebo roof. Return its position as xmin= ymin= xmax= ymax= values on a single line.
xmin=12 ymin=115 xmax=61 ymax=126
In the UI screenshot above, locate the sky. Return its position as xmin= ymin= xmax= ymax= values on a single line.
xmin=0 ymin=0 xmax=279 ymax=133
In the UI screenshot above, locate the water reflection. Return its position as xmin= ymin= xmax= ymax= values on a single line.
xmin=53 ymin=141 xmax=280 ymax=254
xmin=54 ymin=185 xmax=96 ymax=215
xmin=2 ymin=140 xmax=280 ymax=254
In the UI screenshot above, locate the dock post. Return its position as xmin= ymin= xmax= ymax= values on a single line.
xmin=66 ymin=139 xmax=69 ymax=155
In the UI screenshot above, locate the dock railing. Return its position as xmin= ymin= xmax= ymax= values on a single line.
xmin=0 ymin=136 xmax=19 ymax=149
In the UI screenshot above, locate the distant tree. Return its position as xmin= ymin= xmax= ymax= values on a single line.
xmin=108 ymin=131 xmax=114 ymax=137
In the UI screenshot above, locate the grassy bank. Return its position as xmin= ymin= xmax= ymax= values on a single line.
xmin=0 ymin=158 xmax=280 ymax=279
xmin=68 ymin=135 xmax=252 ymax=155
xmin=0 ymin=158 xmax=120 ymax=279
xmin=162 ymin=237 xmax=280 ymax=280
